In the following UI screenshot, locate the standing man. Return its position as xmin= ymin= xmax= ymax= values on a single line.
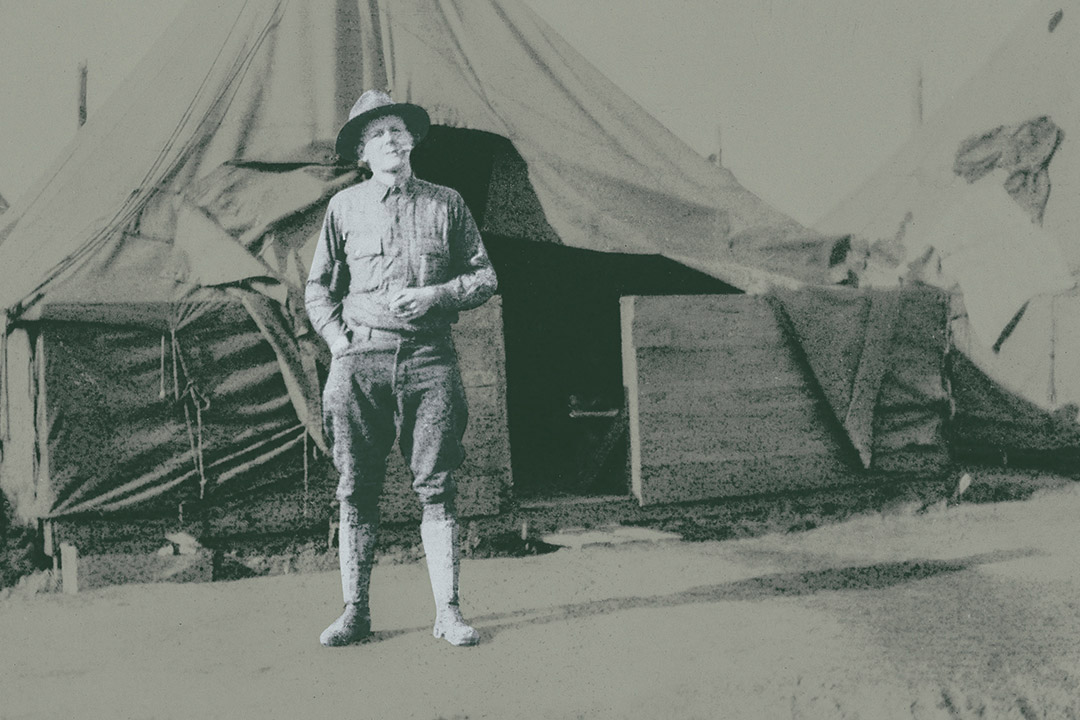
xmin=306 ymin=90 xmax=497 ymax=647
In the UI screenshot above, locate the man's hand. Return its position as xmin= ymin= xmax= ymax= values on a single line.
xmin=389 ymin=287 xmax=440 ymax=321
xmin=329 ymin=335 xmax=351 ymax=356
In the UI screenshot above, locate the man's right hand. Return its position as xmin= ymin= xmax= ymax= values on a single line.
xmin=330 ymin=335 xmax=351 ymax=356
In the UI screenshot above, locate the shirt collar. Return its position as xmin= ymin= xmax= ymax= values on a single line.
xmin=373 ymin=175 xmax=415 ymax=203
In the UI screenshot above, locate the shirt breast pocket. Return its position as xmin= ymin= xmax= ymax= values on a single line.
xmin=345 ymin=230 xmax=384 ymax=292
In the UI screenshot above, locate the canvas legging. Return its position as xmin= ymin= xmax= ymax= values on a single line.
xmin=322 ymin=335 xmax=468 ymax=523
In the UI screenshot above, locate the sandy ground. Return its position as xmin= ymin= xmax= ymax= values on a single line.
xmin=4 ymin=483 xmax=1080 ymax=720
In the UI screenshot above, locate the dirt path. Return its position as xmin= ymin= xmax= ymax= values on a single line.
xmin=4 ymin=484 xmax=1080 ymax=719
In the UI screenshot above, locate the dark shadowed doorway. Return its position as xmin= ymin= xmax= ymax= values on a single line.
xmin=485 ymin=238 xmax=735 ymax=499
xmin=413 ymin=126 xmax=736 ymax=500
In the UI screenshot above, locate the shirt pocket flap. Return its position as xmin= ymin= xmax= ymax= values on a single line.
xmin=346 ymin=229 xmax=384 ymax=258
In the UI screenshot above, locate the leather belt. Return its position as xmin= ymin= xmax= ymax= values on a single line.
xmin=352 ymin=325 xmax=450 ymax=342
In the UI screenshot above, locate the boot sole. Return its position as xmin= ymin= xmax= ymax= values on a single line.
xmin=433 ymin=627 xmax=480 ymax=646
xmin=320 ymin=631 xmax=373 ymax=647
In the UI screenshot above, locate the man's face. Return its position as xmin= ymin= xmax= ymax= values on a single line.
xmin=358 ymin=115 xmax=414 ymax=174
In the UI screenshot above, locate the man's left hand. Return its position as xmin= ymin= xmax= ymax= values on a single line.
xmin=389 ymin=287 xmax=441 ymax=321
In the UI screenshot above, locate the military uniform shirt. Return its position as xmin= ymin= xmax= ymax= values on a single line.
xmin=306 ymin=176 xmax=497 ymax=348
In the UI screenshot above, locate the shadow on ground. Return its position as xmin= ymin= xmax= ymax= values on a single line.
xmin=329 ymin=547 xmax=1041 ymax=647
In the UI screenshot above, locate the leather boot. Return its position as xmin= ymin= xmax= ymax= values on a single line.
xmin=320 ymin=502 xmax=376 ymax=647
xmin=420 ymin=507 xmax=480 ymax=646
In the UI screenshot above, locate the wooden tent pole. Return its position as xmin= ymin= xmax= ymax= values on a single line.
xmin=912 ymin=63 xmax=923 ymax=130
xmin=77 ymin=61 xmax=88 ymax=128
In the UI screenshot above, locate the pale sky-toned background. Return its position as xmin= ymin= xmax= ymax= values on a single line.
xmin=0 ymin=0 xmax=1038 ymax=226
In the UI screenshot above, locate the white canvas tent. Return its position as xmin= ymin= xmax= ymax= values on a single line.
xmin=0 ymin=0 xmax=829 ymax=316
xmin=817 ymin=0 xmax=1080 ymax=459
xmin=0 ymin=0 xmax=839 ymax=527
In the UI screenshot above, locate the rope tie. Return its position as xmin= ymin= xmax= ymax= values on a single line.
xmin=170 ymin=328 xmax=181 ymax=401
xmin=943 ymin=298 xmax=956 ymax=422
xmin=1049 ymin=295 xmax=1058 ymax=406
xmin=170 ymin=328 xmax=210 ymax=499
xmin=1 ymin=311 xmax=10 ymax=443
xmin=159 ymin=334 xmax=167 ymax=400
xmin=192 ymin=385 xmax=207 ymax=499
xmin=302 ymin=430 xmax=310 ymax=519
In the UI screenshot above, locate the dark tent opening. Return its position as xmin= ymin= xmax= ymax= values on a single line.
xmin=486 ymin=239 xmax=736 ymax=499
xmin=412 ymin=126 xmax=737 ymax=499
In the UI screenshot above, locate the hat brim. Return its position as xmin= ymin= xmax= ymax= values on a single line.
xmin=335 ymin=103 xmax=430 ymax=161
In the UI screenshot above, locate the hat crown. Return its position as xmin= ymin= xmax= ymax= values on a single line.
xmin=349 ymin=90 xmax=395 ymax=122
xmin=335 ymin=89 xmax=430 ymax=160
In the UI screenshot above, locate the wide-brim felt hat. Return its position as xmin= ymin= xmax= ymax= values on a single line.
xmin=335 ymin=90 xmax=430 ymax=161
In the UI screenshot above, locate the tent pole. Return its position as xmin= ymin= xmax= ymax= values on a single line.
xmin=1 ymin=311 xmax=9 ymax=442
xmin=77 ymin=61 xmax=88 ymax=128
xmin=912 ymin=63 xmax=923 ymax=130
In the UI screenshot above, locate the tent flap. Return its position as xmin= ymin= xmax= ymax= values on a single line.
xmin=771 ymin=285 xmax=950 ymax=470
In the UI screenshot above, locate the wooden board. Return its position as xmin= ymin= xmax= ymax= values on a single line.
xmin=622 ymin=295 xmax=855 ymax=505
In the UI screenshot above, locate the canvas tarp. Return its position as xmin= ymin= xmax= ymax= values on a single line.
xmin=816 ymin=0 xmax=1080 ymax=454
xmin=32 ymin=302 xmax=311 ymax=519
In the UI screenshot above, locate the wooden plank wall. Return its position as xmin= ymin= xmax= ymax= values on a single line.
xmin=622 ymin=295 xmax=856 ymax=506
xmin=380 ymin=296 xmax=511 ymax=522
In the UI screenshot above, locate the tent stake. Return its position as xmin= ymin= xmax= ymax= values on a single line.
xmin=60 ymin=542 xmax=79 ymax=594
xmin=42 ymin=519 xmax=54 ymax=558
